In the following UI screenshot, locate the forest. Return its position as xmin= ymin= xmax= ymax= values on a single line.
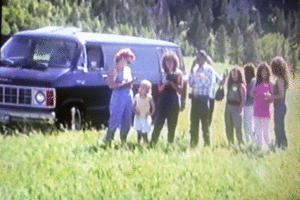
xmin=1 ymin=0 xmax=300 ymax=75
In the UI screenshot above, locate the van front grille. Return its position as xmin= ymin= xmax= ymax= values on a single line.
xmin=0 ymin=85 xmax=32 ymax=105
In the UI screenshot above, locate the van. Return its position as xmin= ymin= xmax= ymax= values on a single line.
xmin=0 ymin=26 xmax=186 ymax=130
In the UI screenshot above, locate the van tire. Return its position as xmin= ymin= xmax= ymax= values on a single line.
xmin=70 ymin=106 xmax=82 ymax=131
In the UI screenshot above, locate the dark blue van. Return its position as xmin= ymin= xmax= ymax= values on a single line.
xmin=0 ymin=26 xmax=186 ymax=130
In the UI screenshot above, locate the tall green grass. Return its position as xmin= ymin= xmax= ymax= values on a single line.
xmin=0 ymin=58 xmax=299 ymax=199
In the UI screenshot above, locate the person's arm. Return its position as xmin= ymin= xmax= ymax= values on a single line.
xmin=215 ymin=70 xmax=224 ymax=85
xmin=189 ymin=61 xmax=197 ymax=87
xmin=272 ymin=78 xmax=285 ymax=100
xmin=158 ymin=83 xmax=165 ymax=92
xmin=240 ymin=84 xmax=246 ymax=111
xmin=249 ymin=79 xmax=256 ymax=98
xmin=134 ymin=95 xmax=140 ymax=116
xmin=107 ymin=67 xmax=134 ymax=89
xmin=169 ymin=72 xmax=183 ymax=93
xmin=150 ymin=97 xmax=156 ymax=116
xmin=188 ymin=66 xmax=196 ymax=87
xmin=191 ymin=59 xmax=197 ymax=71
xmin=107 ymin=69 xmax=120 ymax=89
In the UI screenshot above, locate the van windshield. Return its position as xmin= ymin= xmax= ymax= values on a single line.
xmin=1 ymin=36 xmax=77 ymax=68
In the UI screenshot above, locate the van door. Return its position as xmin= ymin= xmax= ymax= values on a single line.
xmin=83 ymin=44 xmax=111 ymax=123
xmin=59 ymin=44 xmax=111 ymax=124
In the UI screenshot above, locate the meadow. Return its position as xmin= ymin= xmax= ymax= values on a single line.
xmin=0 ymin=57 xmax=299 ymax=199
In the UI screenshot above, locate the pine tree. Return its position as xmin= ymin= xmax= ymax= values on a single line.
xmin=206 ymin=29 xmax=215 ymax=60
xmin=244 ymin=25 xmax=260 ymax=64
xmin=1 ymin=18 xmax=11 ymax=35
xmin=202 ymin=0 xmax=214 ymax=29
xmin=285 ymin=11 xmax=293 ymax=37
xmin=214 ymin=24 xmax=228 ymax=63
xmin=251 ymin=8 xmax=263 ymax=36
xmin=219 ymin=0 xmax=230 ymax=28
xmin=186 ymin=9 xmax=201 ymax=48
xmin=230 ymin=26 xmax=244 ymax=64
xmin=238 ymin=10 xmax=249 ymax=34
xmin=276 ymin=8 xmax=286 ymax=35
xmin=196 ymin=21 xmax=208 ymax=51
xmin=289 ymin=11 xmax=300 ymax=77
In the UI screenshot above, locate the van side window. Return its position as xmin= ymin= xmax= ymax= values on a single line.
xmin=86 ymin=45 xmax=104 ymax=71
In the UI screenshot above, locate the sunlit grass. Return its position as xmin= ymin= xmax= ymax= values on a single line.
xmin=0 ymin=59 xmax=299 ymax=199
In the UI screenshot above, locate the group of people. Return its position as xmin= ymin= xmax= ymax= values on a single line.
xmin=103 ymin=47 xmax=289 ymax=150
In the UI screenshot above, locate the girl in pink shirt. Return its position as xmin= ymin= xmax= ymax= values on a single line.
xmin=252 ymin=62 xmax=273 ymax=147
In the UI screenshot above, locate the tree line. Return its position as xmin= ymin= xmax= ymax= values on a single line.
xmin=1 ymin=0 xmax=300 ymax=75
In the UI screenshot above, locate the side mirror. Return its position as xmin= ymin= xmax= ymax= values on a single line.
xmin=77 ymin=64 xmax=87 ymax=73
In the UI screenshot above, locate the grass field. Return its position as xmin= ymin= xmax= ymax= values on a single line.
xmin=0 ymin=58 xmax=300 ymax=199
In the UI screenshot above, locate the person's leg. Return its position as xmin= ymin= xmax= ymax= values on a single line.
xmin=120 ymin=95 xmax=133 ymax=143
xmin=137 ymin=131 xmax=142 ymax=144
xmin=150 ymin=109 xmax=166 ymax=147
xmin=248 ymin=106 xmax=255 ymax=143
xmin=142 ymin=133 xmax=149 ymax=144
xmin=167 ymin=107 xmax=179 ymax=144
xmin=262 ymin=118 xmax=270 ymax=146
xmin=225 ymin=104 xmax=234 ymax=145
xmin=255 ymin=117 xmax=263 ymax=147
xmin=232 ymin=106 xmax=244 ymax=145
xmin=199 ymin=97 xmax=210 ymax=146
xmin=274 ymin=101 xmax=287 ymax=148
xmin=243 ymin=106 xmax=253 ymax=143
xmin=190 ymin=97 xmax=201 ymax=147
xmin=105 ymin=93 xmax=123 ymax=142
xmin=208 ymin=98 xmax=215 ymax=126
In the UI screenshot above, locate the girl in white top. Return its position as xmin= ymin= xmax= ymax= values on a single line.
xmin=134 ymin=80 xmax=155 ymax=144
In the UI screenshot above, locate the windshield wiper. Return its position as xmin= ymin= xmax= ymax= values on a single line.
xmin=0 ymin=58 xmax=14 ymax=66
xmin=21 ymin=59 xmax=48 ymax=71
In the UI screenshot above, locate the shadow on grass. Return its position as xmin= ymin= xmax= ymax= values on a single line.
xmin=230 ymin=143 xmax=279 ymax=159
xmin=0 ymin=121 xmax=106 ymax=138
xmin=0 ymin=122 xmax=59 ymax=137
xmin=86 ymin=134 xmax=190 ymax=155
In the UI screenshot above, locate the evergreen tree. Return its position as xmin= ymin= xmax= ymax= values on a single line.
xmin=1 ymin=18 xmax=11 ymax=35
xmin=230 ymin=26 xmax=244 ymax=64
xmin=202 ymin=0 xmax=214 ymax=29
xmin=249 ymin=7 xmax=263 ymax=36
xmin=244 ymin=25 xmax=260 ymax=64
xmin=218 ymin=0 xmax=230 ymax=30
xmin=206 ymin=29 xmax=215 ymax=60
xmin=285 ymin=11 xmax=293 ymax=37
xmin=276 ymin=8 xmax=286 ymax=35
xmin=196 ymin=21 xmax=208 ymax=51
xmin=238 ymin=10 xmax=249 ymax=34
xmin=186 ymin=9 xmax=201 ymax=49
xmin=289 ymin=11 xmax=300 ymax=76
xmin=214 ymin=24 xmax=228 ymax=63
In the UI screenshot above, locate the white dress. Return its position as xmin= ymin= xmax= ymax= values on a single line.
xmin=134 ymin=94 xmax=152 ymax=133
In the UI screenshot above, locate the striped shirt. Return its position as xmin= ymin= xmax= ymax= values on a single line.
xmin=189 ymin=63 xmax=214 ymax=97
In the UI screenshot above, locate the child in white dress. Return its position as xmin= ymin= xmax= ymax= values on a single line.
xmin=134 ymin=80 xmax=155 ymax=144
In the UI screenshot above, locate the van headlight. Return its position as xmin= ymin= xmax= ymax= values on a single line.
xmin=32 ymin=88 xmax=56 ymax=108
xmin=35 ymin=91 xmax=45 ymax=104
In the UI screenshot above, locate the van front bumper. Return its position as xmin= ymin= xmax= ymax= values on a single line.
xmin=0 ymin=106 xmax=56 ymax=124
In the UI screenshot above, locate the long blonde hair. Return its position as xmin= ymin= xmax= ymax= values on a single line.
xmin=138 ymin=79 xmax=152 ymax=95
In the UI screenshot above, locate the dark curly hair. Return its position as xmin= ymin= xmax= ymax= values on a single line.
xmin=114 ymin=48 xmax=136 ymax=64
xmin=271 ymin=56 xmax=289 ymax=89
xmin=256 ymin=62 xmax=271 ymax=86
xmin=161 ymin=51 xmax=180 ymax=73
xmin=243 ymin=63 xmax=255 ymax=85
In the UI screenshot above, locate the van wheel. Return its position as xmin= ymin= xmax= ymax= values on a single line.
xmin=70 ymin=106 xmax=82 ymax=131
